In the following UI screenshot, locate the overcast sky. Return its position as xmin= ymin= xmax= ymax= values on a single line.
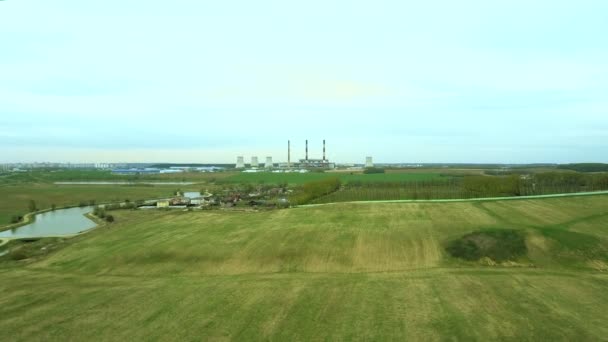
xmin=1 ymin=0 xmax=607 ymax=164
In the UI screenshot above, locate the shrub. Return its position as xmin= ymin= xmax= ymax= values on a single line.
xmin=28 ymin=200 xmax=37 ymax=212
xmin=9 ymin=249 xmax=28 ymax=261
xmin=363 ymin=167 xmax=385 ymax=174
xmin=290 ymin=177 xmax=341 ymax=205
xmin=105 ymin=215 xmax=115 ymax=223
xmin=446 ymin=239 xmax=481 ymax=261
xmin=105 ymin=204 xmax=121 ymax=211
xmin=123 ymin=203 xmax=136 ymax=210
xmin=446 ymin=229 xmax=527 ymax=262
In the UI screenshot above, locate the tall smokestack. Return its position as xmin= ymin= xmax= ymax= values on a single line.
xmin=323 ymin=139 xmax=326 ymax=161
xmin=305 ymin=140 xmax=308 ymax=161
xmin=288 ymin=140 xmax=291 ymax=168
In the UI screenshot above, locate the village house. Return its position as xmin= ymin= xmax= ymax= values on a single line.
xmin=156 ymin=200 xmax=170 ymax=208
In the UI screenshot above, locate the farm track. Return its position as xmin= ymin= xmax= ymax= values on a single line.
xmin=298 ymin=190 xmax=608 ymax=207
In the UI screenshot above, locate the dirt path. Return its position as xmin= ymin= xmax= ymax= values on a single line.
xmin=297 ymin=190 xmax=608 ymax=208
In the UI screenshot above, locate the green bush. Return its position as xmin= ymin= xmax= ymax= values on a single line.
xmin=28 ymin=200 xmax=37 ymax=212
xmin=446 ymin=239 xmax=481 ymax=261
xmin=290 ymin=178 xmax=341 ymax=205
xmin=363 ymin=167 xmax=385 ymax=174
xmin=9 ymin=249 xmax=29 ymax=261
xmin=446 ymin=229 xmax=527 ymax=262
xmin=93 ymin=206 xmax=106 ymax=217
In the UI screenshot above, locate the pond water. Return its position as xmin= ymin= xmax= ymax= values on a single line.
xmin=0 ymin=207 xmax=97 ymax=239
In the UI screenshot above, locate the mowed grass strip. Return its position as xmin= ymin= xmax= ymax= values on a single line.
xmin=33 ymin=195 xmax=608 ymax=276
xmin=35 ymin=202 xmax=498 ymax=275
xmin=0 ymin=269 xmax=606 ymax=341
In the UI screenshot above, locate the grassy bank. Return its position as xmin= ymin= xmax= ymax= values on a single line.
xmin=0 ymin=195 xmax=607 ymax=340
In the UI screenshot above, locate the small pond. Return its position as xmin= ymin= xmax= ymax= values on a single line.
xmin=0 ymin=207 xmax=97 ymax=239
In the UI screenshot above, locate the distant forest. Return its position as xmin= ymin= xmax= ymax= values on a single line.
xmin=557 ymin=163 xmax=608 ymax=172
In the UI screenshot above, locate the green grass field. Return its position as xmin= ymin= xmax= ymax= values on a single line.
xmin=0 ymin=170 xmax=235 ymax=184
xmin=223 ymin=172 xmax=444 ymax=185
xmin=1 ymin=195 xmax=607 ymax=340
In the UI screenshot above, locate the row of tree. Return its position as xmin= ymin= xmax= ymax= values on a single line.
xmin=557 ymin=163 xmax=608 ymax=173
xmin=290 ymin=178 xmax=342 ymax=205
xmin=311 ymin=172 xmax=608 ymax=203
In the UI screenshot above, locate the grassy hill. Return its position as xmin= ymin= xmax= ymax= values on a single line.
xmin=1 ymin=196 xmax=608 ymax=340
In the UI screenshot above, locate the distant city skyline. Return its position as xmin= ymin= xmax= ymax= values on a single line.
xmin=1 ymin=1 xmax=607 ymax=163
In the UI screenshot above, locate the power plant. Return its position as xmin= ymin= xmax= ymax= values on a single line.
xmin=366 ymin=156 xmax=374 ymax=168
xmin=235 ymin=140 xmax=337 ymax=170
xmin=299 ymin=139 xmax=332 ymax=169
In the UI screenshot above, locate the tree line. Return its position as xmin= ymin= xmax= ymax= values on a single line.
xmin=310 ymin=172 xmax=608 ymax=203
xmin=290 ymin=178 xmax=342 ymax=205
xmin=557 ymin=163 xmax=608 ymax=173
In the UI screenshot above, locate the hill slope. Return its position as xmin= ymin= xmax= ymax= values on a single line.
xmin=1 ymin=196 xmax=608 ymax=340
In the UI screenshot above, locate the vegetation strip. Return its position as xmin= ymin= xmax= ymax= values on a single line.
xmin=296 ymin=190 xmax=608 ymax=207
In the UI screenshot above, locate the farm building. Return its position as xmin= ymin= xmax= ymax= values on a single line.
xmin=156 ymin=200 xmax=170 ymax=208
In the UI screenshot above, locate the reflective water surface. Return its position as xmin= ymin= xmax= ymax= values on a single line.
xmin=0 ymin=207 xmax=96 ymax=238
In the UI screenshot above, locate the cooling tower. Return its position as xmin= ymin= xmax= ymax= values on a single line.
xmin=236 ymin=156 xmax=245 ymax=168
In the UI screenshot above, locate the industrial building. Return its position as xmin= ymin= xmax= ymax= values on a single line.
xmin=298 ymin=140 xmax=334 ymax=169
xmin=235 ymin=139 xmax=335 ymax=171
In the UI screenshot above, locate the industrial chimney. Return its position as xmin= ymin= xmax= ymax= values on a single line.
xmin=323 ymin=139 xmax=326 ymax=161
xmin=305 ymin=140 xmax=309 ymax=161
xmin=288 ymin=140 xmax=291 ymax=168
